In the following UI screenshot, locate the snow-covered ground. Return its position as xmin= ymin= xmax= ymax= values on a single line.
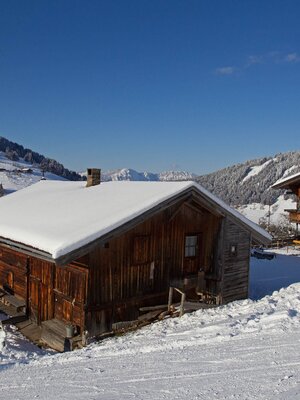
xmin=0 ymin=152 xmax=66 ymax=193
xmin=241 ymin=159 xmax=274 ymax=183
xmin=1 ymin=249 xmax=300 ymax=399
xmin=237 ymin=195 xmax=296 ymax=225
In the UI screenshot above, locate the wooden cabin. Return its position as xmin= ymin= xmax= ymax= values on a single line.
xmin=0 ymin=170 xmax=271 ymax=350
xmin=272 ymin=171 xmax=300 ymax=233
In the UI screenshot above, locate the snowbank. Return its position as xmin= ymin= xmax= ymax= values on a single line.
xmin=0 ymin=323 xmax=5 ymax=351
xmin=250 ymin=252 xmax=300 ymax=299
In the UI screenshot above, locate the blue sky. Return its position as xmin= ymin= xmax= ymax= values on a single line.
xmin=0 ymin=0 xmax=300 ymax=174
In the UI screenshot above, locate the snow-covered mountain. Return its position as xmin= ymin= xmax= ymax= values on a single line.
xmin=79 ymin=168 xmax=197 ymax=182
xmin=0 ymin=136 xmax=81 ymax=181
xmin=0 ymin=152 xmax=67 ymax=194
xmin=197 ymin=151 xmax=300 ymax=206
xmin=196 ymin=151 xmax=300 ymax=228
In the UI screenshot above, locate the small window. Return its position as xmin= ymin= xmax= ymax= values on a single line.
xmin=133 ymin=235 xmax=150 ymax=265
xmin=230 ymin=244 xmax=238 ymax=257
xmin=185 ymin=235 xmax=198 ymax=257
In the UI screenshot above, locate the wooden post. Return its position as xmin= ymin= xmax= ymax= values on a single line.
xmin=168 ymin=287 xmax=173 ymax=312
xmin=179 ymin=292 xmax=186 ymax=317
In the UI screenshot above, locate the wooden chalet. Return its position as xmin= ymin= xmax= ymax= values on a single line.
xmin=0 ymin=169 xmax=271 ymax=351
xmin=272 ymin=171 xmax=300 ymax=234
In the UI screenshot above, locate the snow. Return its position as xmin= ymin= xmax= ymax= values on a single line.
xmin=0 ymin=324 xmax=5 ymax=351
xmin=1 ymin=250 xmax=300 ymax=398
xmin=0 ymin=180 xmax=271 ymax=260
xmin=241 ymin=159 xmax=273 ymax=183
xmin=272 ymin=170 xmax=300 ymax=188
xmin=0 ymin=152 xmax=66 ymax=193
xmin=80 ymin=168 xmax=196 ymax=182
xmin=237 ymin=195 xmax=296 ymax=225
xmin=282 ymin=165 xmax=298 ymax=179
xmin=250 ymin=250 xmax=300 ymax=299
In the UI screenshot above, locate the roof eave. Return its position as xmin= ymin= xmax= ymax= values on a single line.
xmin=272 ymin=175 xmax=300 ymax=190
xmin=0 ymin=237 xmax=54 ymax=263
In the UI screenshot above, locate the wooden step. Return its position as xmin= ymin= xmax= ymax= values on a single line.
xmin=1 ymin=294 xmax=26 ymax=313
xmin=0 ymin=301 xmax=25 ymax=318
xmin=2 ymin=313 xmax=27 ymax=325
xmin=41 ymin=319 xmax=82 ymax=352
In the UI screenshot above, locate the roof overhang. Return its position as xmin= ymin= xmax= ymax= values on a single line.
xmin=272 ymin=173 xmax=300 ymax=190
xmin=0 ymin=238 xmax=54 ymax=263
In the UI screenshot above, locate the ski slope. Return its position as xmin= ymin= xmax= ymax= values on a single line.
xmin=1 ymin=251 xmax=300 ymax=399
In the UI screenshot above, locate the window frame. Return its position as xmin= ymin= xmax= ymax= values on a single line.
xmin=184 ymin=233 xmax=199 ymax=259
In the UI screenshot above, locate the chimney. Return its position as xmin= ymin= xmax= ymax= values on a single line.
xmin=86 ymin=168 xmax=101 ymax=187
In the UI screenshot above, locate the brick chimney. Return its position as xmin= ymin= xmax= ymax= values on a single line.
xmin=86 ymin=168 xmax=101 ymax=187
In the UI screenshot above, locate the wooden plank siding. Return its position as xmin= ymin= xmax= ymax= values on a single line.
xmin=0 ymin=246 xmax=28 ymax=299
xmin=0 ymin=245 xmax=89 ymax=332
xmin=54 ymin=263 xmax=88 ymax=331
xmin=221 ymin=217 xmax=251 ymax=304
xmin=86 ymin=200 xmax=221 ymax=337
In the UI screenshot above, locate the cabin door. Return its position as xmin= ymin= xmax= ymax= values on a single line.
xmin=29 ymin=261 xmax=54 ymax=325
xmin=53 ymin=265 xmax=87 ymax=330
xmin=183 ymin=233 xmax=203 ymax=276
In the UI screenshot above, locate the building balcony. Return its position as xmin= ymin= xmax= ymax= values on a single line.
xmin=285 ymin=209 xmax=300 ymax=223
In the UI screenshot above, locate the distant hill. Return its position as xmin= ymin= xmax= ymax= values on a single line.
xmin=196 ymin=151 xmax=300 ymax=206
xmin=0 ymin=151 xmax=67 ymax=194
xmin=0 ymin=136 xmax=82 ymax=181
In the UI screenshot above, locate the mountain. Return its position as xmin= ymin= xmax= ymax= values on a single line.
xmin=196 ymin=151 xmax=300 ymax=230
xmin=0 ymin=136 xmax=82 ymax=181
xmin=0 ymin=151 xmax=68 ymax=194
xmin=196 ymin=151 xmax=300 ymax=206
xmin=100 ymin=168 xmax=197 ymax=182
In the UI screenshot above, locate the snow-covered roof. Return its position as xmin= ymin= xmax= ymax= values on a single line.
xmin=0 ymin=180 xmax=271 ymax=261
xmin=272 ymin=171 xmax=300 ymax=189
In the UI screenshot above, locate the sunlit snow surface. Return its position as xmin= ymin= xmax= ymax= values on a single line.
xmin=0 ymin=249 xmax=300 ymax=399
xmin=0 ymin=152 xmax=66 ymax=193
xmin=237 ymin=195 xmax=297 ymax=225
xmin=241 ymin=159 xmax=273 ymax=183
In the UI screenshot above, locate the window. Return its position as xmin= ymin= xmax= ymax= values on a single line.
xmin=132 ymin=235 xmax=151 ymax=265
xmin=230 ymin=244 xmax=238 ymax=257
xmin=185 ymin=235 xmax=198 ymax=257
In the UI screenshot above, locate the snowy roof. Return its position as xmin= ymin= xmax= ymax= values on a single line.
xmin=0 ymin=180 xmax=271 ymax=261
xmin=272 ymin=171 xmax=300 ymax=189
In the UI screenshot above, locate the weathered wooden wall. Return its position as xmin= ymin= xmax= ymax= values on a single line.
xmin=86 ymin=200 xmax=221 ymax=336
xmin=0 ymin=246 xmax=28 ymax=299
xmin=54 ymin=262 xmax=88 ymax=330
xmin=221 ymin=217 xmax=251 ymax=304
xmin=0 ymin=246 xmax=88 ymax=332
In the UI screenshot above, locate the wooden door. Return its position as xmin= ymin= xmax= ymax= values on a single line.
xmin=29 ymin=260 xmax=54 ymax=324
xmin=54 ymin=265 xmax=88 ymax=330
xmin=183 ymin=233 xmax=203 ymax=276
xmin=29 ymin=277 xmax=40 ymax=324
